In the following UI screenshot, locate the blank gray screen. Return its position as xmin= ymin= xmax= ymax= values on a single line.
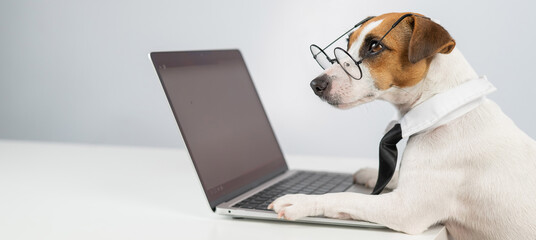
xmin=152 ymin=50 xmax=286 ymax=203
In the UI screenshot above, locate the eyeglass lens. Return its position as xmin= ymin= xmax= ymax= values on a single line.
xmin=334 ymin=48 xmax=362 ymax=79
xmin=310 ymin=45 xmax=333 ymax=70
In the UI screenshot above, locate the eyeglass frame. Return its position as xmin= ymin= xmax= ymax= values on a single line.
xmin=310 ymin=13 xmax=430 ymax=80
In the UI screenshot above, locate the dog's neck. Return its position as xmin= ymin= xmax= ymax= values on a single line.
xmin=380 ymin=48 xmax=479 ymax=116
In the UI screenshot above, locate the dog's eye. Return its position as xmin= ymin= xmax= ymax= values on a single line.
xmin=369 ymin=41 xmax=383 ymax=54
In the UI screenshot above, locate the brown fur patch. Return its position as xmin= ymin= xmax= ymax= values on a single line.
xmin=347 ymin=12 xmax=455 ymax=90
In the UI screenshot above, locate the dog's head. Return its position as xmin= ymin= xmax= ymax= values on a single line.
xmin=310 ymin=12 xmax=456 ymax=109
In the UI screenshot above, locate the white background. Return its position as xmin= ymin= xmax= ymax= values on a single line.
xmin=1 ymin=0 xmax=535 ymax=159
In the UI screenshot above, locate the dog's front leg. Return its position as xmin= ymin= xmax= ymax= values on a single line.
xmin=269 ymin=191 xmax=447 ymax=234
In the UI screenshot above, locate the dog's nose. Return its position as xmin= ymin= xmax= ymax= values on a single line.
xmin=310 ymin=74 xmax=329 ymax=96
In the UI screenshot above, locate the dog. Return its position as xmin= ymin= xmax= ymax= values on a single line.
xmin=268 ymin=12 xmax=536 ymax=239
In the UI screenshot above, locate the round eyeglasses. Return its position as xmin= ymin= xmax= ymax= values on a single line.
xmin=310 ymin=14 xmax=428 ymax=80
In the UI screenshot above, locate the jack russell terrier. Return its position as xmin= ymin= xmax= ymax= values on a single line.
xmin=268 ymin=12 xmax=536 ymax=239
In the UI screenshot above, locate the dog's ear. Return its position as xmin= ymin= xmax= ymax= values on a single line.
xmin=408 ymin=16 xmax=456 ymax=64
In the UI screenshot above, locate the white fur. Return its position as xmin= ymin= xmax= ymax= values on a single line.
xmin=270 ymin=23 xmax=536 ymax=239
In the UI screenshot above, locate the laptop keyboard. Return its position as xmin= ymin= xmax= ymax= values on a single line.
xmin=232 ymin=171 xmax=354 ymax=211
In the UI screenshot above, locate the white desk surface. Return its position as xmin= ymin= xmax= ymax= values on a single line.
xmin=0 ymin=140 xmax=447 ymax=240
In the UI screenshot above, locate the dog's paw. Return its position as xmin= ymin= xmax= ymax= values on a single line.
xmin=353 ymin=167 xmax=379 ymax=188
xmin=267 ymin=194 xmax=323 ymax=221
xmin=354 ymin=168 xmax=398 ymax=189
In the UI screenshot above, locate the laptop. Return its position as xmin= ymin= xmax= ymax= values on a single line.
xmin=149 ymin=49 xmax=382 ymax=228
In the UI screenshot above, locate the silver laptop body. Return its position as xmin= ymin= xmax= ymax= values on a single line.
xmin=150 ymin=49 xmax=382 ymax=228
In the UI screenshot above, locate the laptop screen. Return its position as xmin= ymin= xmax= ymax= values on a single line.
xmin=151 ymin=50 xmax=288 ymax=209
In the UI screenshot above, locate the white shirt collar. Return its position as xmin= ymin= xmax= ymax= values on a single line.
xmin=395 ymin=76 xmax=496 ymax=138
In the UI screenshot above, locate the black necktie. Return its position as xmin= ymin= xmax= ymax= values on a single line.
xmin=372 ymin=123 xmax=403 ymax=195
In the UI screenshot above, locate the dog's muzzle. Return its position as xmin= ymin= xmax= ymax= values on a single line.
xmin=310 ymin=74 xmax=330 ymax=97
